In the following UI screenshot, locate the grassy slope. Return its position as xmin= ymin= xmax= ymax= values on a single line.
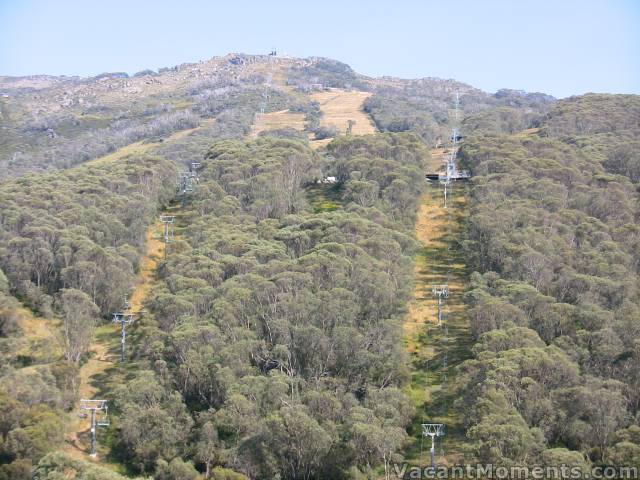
xmin=251 ymin=109 xmax=306 ymax=136
xmin=403 ymin=147 xmax=473 ymax=467
xmin=250 ymin=86 xmax=378 ymax=149
xmin=310 ymin=89 xmax=376 ymax=135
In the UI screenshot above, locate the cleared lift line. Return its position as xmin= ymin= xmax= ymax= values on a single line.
xmin=415 ymin=92 xmax=472 ymax=468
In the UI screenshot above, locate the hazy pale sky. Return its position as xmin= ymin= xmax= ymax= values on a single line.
xmin=0 ymin=0 xmax=638 ymax=98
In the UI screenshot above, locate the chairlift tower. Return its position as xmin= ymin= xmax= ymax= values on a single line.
xmin=445 ymin=151 xmax=457 ymax=181
xmin=177 ymin=172 xmax=195 ymax=207
xmin=80 ymin=399 xmax=109 ymax=457
xmin=346 ymin=119 xmax=355 ymax=135
xmin=259 ymin=93 xmax=266 ymax=114
xmin=160 ymin=215 xmax=175 ymax=259
xmin=160 ymin=215 xmax=175 ymax=244
xmin=189 ymin=162 xmax=201 ymax=186
xmin=440 ymin=178 xmax=451 ymax=208
xmin=260 ymin=88 xmax=270 ymax=115
xmin=450 ymin=128 xmax=459 ymax=148
xmin=442 ymin=326 xmax=449 ymax=382
xmin=442 ymin=349 xmax=448 ymax=382
xmin=112 ymin=312 xmax=137 ymax=362
xmin=422 ymin=423 xmax=445 ymax=467
xmin=177 ymin=172 xmax=194 ymax=194
xmin=439 ymin=126 xmax=462 ymax=207
xmin=431 ymin=284 xmax=449 ymax=325
xmin=257 ymin=49 xmax=278 ymax=118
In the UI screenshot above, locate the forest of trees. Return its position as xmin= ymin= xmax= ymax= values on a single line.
xmin=0 ymin=154 xmax=177 ymax=315
xmin=365 ymin=81 xmax=555 ymax=145
xmin=0 ymin=129 xmax=430 ymax=479
xmin=1 ymin=52 xmax=639 ymax=479
xmin=457 ymin=94 xmax=640 ymax=469
xmin=0 ymin=154 xmax=177 ymax=478
xmin=111 ymin=134 xmax=427 ymax=478
xmin=286 ymin=58 xmax=367 ymax=91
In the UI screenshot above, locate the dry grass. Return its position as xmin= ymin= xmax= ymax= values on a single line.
xmin=403 ymin=180 xmax=472 ymax=466
xmin=310 ymin=138 xmax=333 ymax=149
xmin=404 ymin=193 xmax=468 ymax=341
xmin=16 ymin=306 xmax=55 ymax=339
xmin=248 ymin=88 xmax=375 ymax=149
xmin=250 ymin=109 xmax=306 ymax=137
xmin=129 ymin=223 xmax=164 ymax=311
xmin=404 ymin=196 xmax=449 ymax=343
xmin=78 ymin=341 xmax=112 ymax=399
xmin=310 ymin=89 xmax=376 ymax=135
xmin=15 ymin=307 xmax=59 ymax=364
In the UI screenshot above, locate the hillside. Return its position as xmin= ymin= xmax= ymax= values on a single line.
xmin=457 ymin=94 xmax=640 ymax=468
xmin=1 ymin=53 xmax=639 ymax=480
xmin=0 ymin=53 xmax=553 ymax=177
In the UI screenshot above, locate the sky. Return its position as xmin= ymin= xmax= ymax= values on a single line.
xmin=0 ymin=0 xmax=638 ymax=98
